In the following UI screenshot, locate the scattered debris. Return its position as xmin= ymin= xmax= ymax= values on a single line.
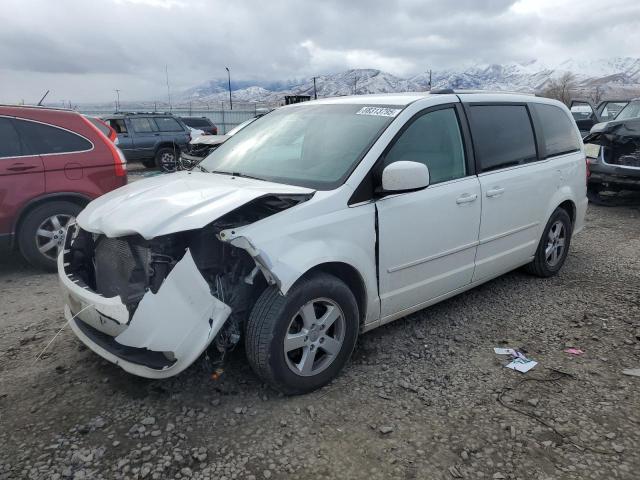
xmin=622 ymin=368 xmax=640 ymax=378
xmin=379 ymin=426 xmax=394 ymax=434
xmin=494 ymin=347 xmax=538 ymax=373
xmin=564 ymin=348 xmax=584 ymax=355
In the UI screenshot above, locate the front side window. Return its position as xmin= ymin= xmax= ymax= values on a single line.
xmin=615 ymin=101 xmax=640 ymax=121
xmin=14 ymin=118 xmax=92 ymax=155
xmin=0 ymin=117 xmax=24 ymax=158
xmin=381 ymin=108 xmax=466 ymax=184
xmin=200 ymin=104 xmax=399 ymax=190
xmin=600 ymin=102 xmax=628 ymax=121
xmin=532 ymin=104 xmax=581 ymax=158
xmin=130 ymin=118 xmax=157 ymax=133
xmin=467 ymin=105 xmax=537 ymax=172
xmin=154 ymin=117 xmax=182 ymax=132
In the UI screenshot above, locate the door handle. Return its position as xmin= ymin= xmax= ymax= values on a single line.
xmin=486 ymin=187 xmax=505 ymax=198
xmin=7 ymin=164 xmax=37 ymax=172
xmin=456 ymin=193 xmax=478 ymax=205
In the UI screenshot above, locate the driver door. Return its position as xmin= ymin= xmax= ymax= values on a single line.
xmin=376 ymin=105 xmax=481 ymax=319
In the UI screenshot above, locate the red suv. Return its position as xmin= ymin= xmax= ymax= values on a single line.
xmin=0 ymin=106 xmax=127 ymax=270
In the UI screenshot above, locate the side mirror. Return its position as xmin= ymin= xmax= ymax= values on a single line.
xmin=381 ymin=161 xmax=430 ymax=192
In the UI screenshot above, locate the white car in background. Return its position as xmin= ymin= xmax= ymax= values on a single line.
xmin=59 ymin=92 xmax=587 ymax=394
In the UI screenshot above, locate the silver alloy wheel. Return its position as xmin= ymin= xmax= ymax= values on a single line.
xmin=160 ymin=151 xmax=176 ymax=172
xmin=35 ymin=214 xmax=74 ymax=261
xmin=284 ymin=298 xmax=346 ymax=377
xmin=545 ymin=220 xmax=566 ymax=267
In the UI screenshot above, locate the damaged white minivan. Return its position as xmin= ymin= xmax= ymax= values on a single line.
xmin=59 ymin=92 xmax=587 ymax=394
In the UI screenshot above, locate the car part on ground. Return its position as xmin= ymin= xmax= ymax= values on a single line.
xmin=59 ymin=92 xmax=587 ymax=394
xmin=583 ymin=101 xmax=640 ymax=203
xmin=0 ymin=105 xmax=127 ymax=270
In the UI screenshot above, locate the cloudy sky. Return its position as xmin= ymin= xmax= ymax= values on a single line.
xmin=1 ymin=0 xmax=639 ymax=103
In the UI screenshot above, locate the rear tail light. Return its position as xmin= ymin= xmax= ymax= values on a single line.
xmin=80 ymin=115 xmax=127 ymax=177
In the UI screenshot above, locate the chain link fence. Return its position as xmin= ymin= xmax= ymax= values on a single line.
xmin=79 ymin=104 xmax=270 ymax=134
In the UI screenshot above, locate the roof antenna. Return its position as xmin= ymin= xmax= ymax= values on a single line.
xmin=37 ymin=90 xmax=50 ymax=106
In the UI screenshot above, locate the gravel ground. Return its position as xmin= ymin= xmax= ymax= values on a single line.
xmin=1 ymin=204 xmax=639 ymax=480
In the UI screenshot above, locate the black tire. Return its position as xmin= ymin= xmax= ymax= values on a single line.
xmin=245 ymin=272 xmax=359 ymax=395
xmin=18 ymin=201 xmax=82 ymax=272
xmin=524 ymin=207 xmax=572 ymax=278
xmin=155 ymin=147 xmax=178 ymax=173
xmin=141 ymin=158 xmax=156 ymax=168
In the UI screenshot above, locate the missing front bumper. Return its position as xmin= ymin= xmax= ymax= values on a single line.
xmin=60 ymin=246 xmax=232 ymax=379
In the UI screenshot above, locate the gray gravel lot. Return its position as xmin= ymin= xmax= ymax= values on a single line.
xmin=1 ymin=204 xmax=639 ymax=480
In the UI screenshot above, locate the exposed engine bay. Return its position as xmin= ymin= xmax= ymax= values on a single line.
xmin=61 ymin=193 xmax=312 ymax=371
xmin=584 ymin=117 xmax=640 ymax=168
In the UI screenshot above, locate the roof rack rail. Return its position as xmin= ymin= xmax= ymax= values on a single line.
xmin=430 ymin=89 xmax=535 ymax=96
xmin=113 ymin=111 xmax=176 ymax=116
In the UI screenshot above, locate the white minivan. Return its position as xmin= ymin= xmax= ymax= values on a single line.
xmin=59 ymin=92 xmax=587 ymax=394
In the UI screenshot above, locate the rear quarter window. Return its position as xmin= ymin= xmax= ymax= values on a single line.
xmin=467 ymin=105 xmax=537 ymax=172
xmin=182 ymin=118 xmax=211 ymax=128
xmin=154 ymin=117 xmax=183 ymax=132
xmin=532 ymin=103 xmax=581 ymax=158
xmin=14 ymin=118 xmax=92 ymax=155
xmin=0 ymin=117 xmax=25 ymax=157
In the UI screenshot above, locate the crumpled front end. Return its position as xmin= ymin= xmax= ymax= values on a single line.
xmin=58 ymin=223 xmax=253 ymax=379
xmin=59 ymin=190 xmax=312 ymax=378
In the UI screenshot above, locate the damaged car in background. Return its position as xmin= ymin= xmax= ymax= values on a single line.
xmin=583 ymin=98 xmax=640 ymax=204
xmin=178 ymin=116 xmax=261 ymax=170
xmin=59 ymin=93 xmax=587 ymax=394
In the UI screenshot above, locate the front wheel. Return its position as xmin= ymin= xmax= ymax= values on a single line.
xmin=245 ymin=273 xmax=359 ymax=395
xmin=524 ymin=207 xmax=572 ymax=277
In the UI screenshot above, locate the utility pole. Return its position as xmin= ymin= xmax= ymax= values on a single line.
xmin=225 ymin=67 xmax=233 ymax=110
xmin=353 ymin=74 xmax=358 ymax=95
xmin=313 ymin=76 xmax=318 ymax=100
xmin=428 ymin=70 xmax=432 ymax=91
xmin=165 ymin=65 xmax=172 ymax=111
xmin=114 ymin=89 xmax=121 ymax=110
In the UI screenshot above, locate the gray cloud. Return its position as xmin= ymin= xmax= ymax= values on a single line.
xmin=0 ymin=0 xmax=639 ymax=103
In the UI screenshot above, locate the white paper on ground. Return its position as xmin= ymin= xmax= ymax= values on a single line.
xmin=494 ymin=347 xmax=517 ymax=356
xmin=506 ymin=358 xmax=538 ymax=373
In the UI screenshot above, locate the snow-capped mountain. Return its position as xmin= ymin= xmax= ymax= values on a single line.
xmin=180 ymin=57 xmax=640 ymax=104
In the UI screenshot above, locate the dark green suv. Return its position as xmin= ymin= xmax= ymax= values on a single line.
xmin=103 ymin=113 xmax=191 ymax=172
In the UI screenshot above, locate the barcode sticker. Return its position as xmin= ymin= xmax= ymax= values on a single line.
xmin=356 ymin=106 xmax=402 ymax=117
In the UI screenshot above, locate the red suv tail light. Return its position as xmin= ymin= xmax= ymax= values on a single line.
xmin=81 ymin=115 xmax=127 ymax=177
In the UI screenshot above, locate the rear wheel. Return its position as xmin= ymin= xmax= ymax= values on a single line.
xmin=245 ymin=273 xmax=359 ymax=395
xmin=155 ymin=147 xmax=178 ymax=173
xmin=18 ymin=201 xmax=81 ymax=271
xmin=524 ymin=207 xmax=572 ymax=277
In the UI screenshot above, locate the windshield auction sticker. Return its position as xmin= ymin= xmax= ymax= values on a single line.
xmin=356 ymin=106 xmax=402 ymax=117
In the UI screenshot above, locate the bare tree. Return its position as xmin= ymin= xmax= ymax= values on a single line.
xmin=588 ymin=85 xmax=604 ymax=105
xmin=541 ymin=72 xmax=577 ymax=106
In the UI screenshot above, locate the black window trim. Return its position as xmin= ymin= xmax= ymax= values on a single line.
xmin=528 ymin=102 xmax=581 ymax=160
xmin=461 ymin=101 xmax=542 ymax=175
xmin=348 ymin=102 xmax=475 ymax=205
xmin=0 ymin=115 xmax=94 ymax=158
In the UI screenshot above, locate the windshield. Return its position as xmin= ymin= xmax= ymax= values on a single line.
xmin=200 ymin=104 xmax=401 ymax=189
xmin=615 ymin=100 xmax=640 ymax=121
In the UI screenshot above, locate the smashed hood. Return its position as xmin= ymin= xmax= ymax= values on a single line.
xmin=583 ymin=117 xmax=640 ymax=146
xmin=77 ymin=171 xmax=314 ymax=239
